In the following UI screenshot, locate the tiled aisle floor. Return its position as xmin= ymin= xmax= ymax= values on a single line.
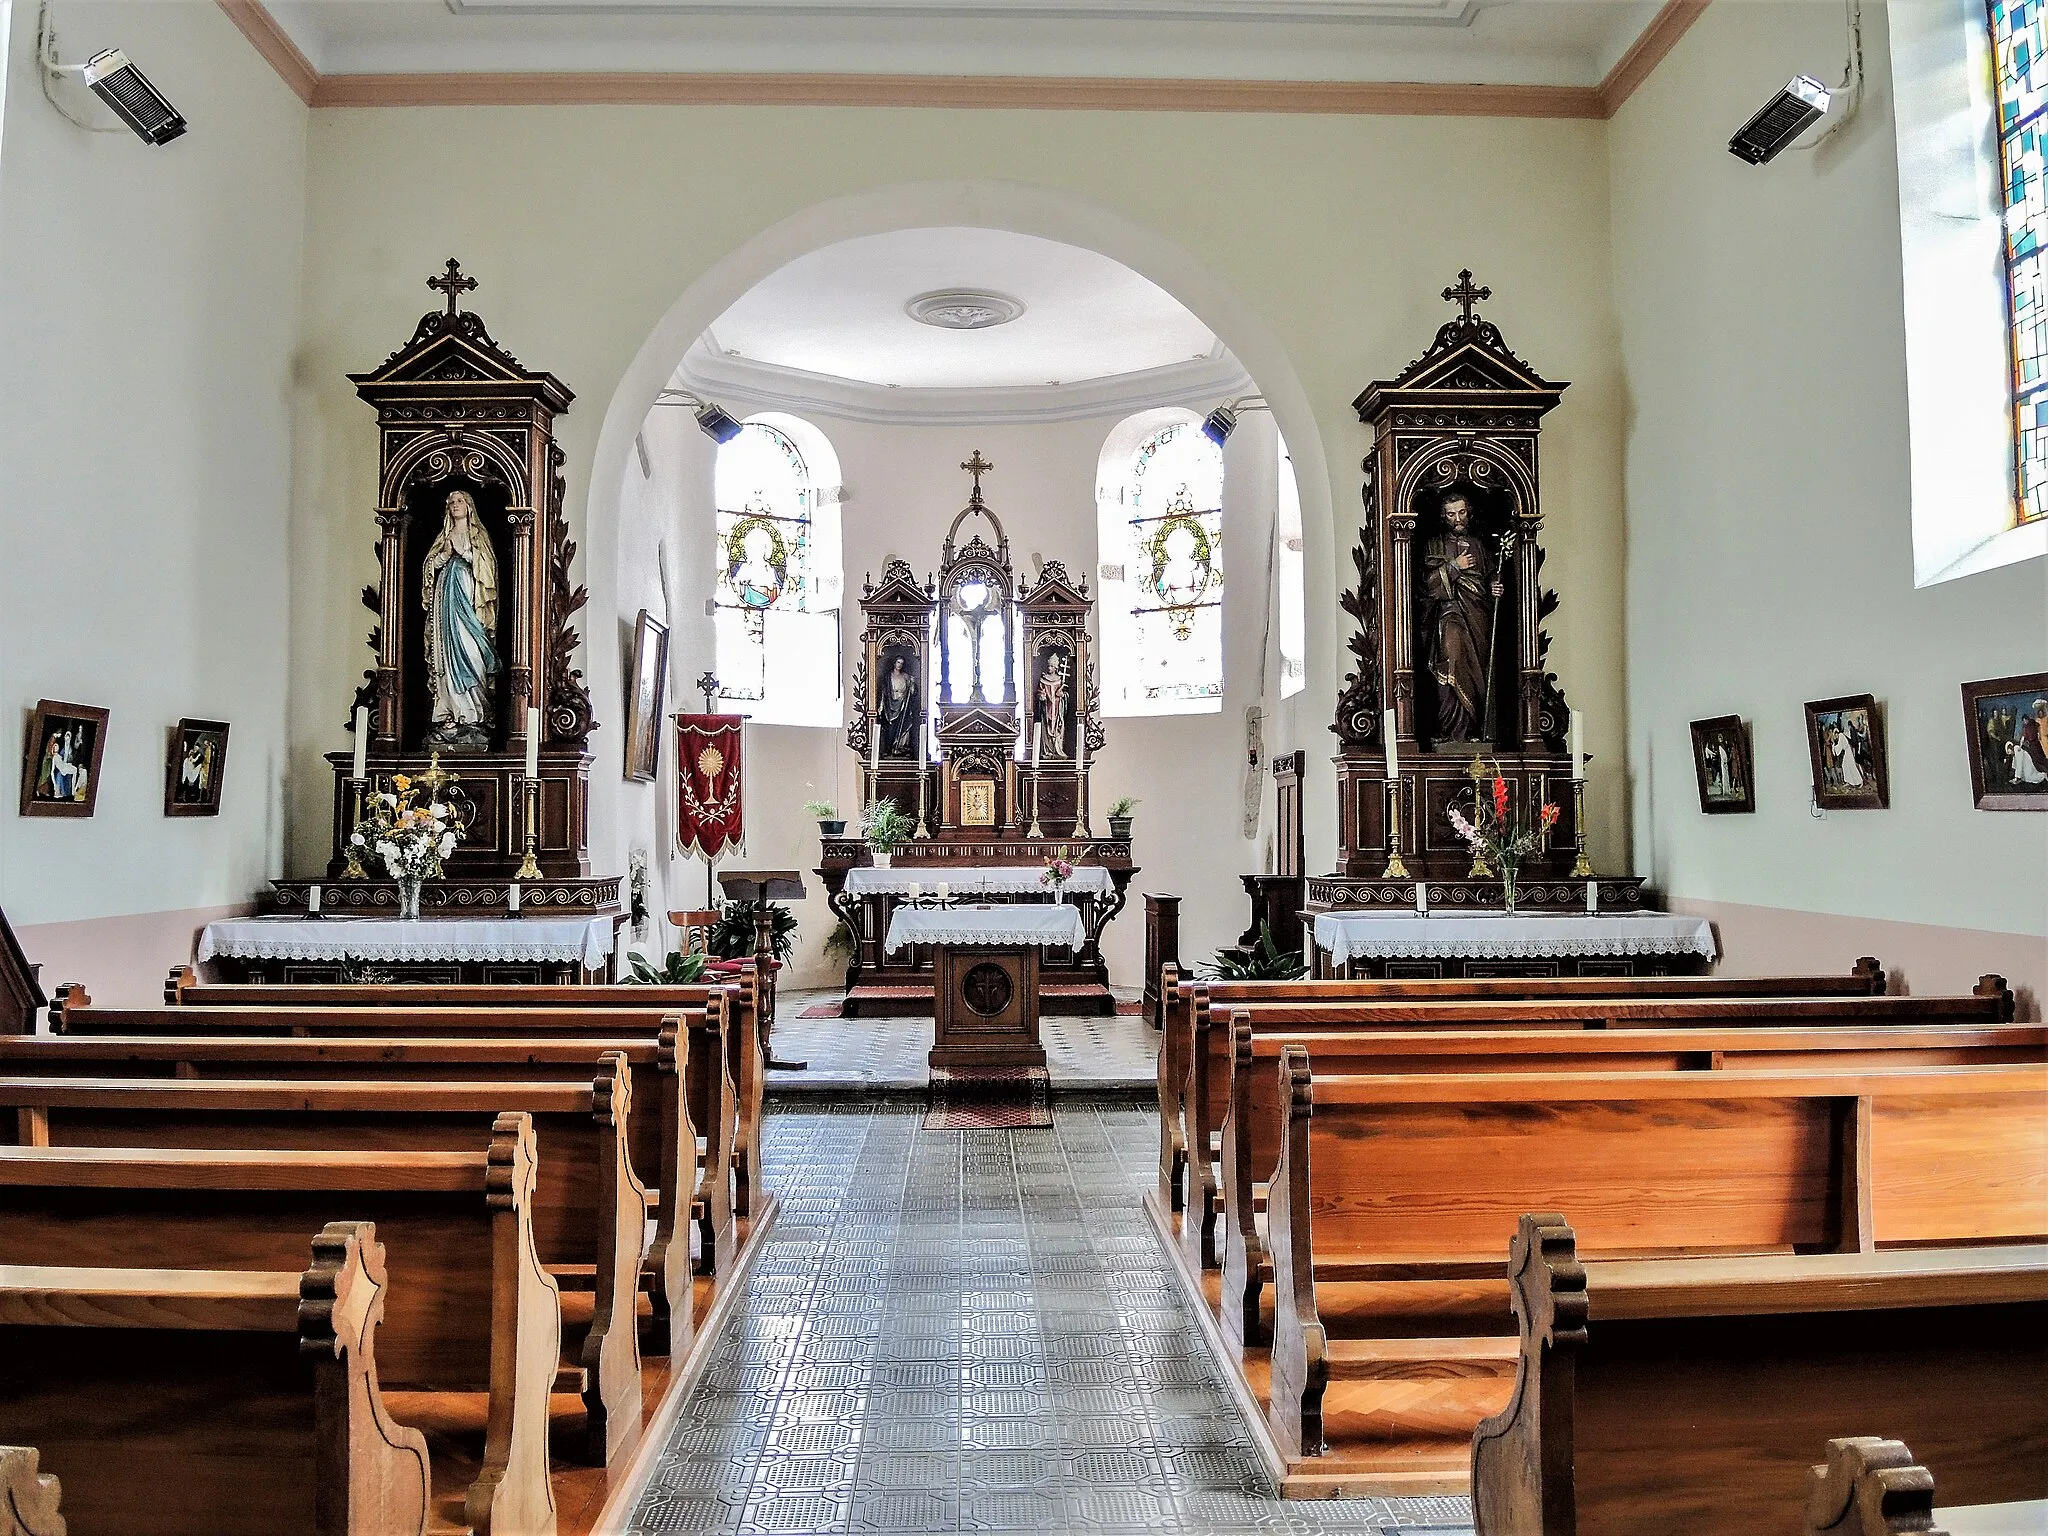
xmin=769 ymin=992 xmax=1158 ymax=1091
xmin=627 ymin=1100 xmax=1473 ymax=1535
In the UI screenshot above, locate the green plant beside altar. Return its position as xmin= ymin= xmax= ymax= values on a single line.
xmin=1203 ymin=921 xmax=1307 ymax=981
xmin=803 ymin=799 xmax=846 ymax=836
xmin=350 ymin=770 xmax=461 ymax=920
xmin=860 ymin=801 xmax=915 ymax=866
xmin=710 ymin=900 xmax=797 ymax=964
xmin=626 ymin=949 xmax=709 ymax=984
xmin=1106 ymin=795 xmax=1139 ymax=840
xmin=1446 ymin=757 xmax=1560 ymax=914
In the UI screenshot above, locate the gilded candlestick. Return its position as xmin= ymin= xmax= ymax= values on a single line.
xmin=914 ymin=762 xmax=931 ymax=839
xmin=1570 ymin=779 xmax=1595 ymax=878
xmin=1381 ymin=778 xmax=1411 ymax=880
xmin=341 ymin=777 xmax=369 ymax=879
xmin=515 ymin=775 xmax=543 ymax=880
xmin=1026 ymin=768 xmax=1045 ymax=841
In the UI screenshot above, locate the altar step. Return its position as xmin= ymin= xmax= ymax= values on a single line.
xmin=841 ymin=981 xmax=1117 ymax=1019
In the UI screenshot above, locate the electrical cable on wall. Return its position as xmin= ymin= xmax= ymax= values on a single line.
xmin=36 ymin=0 xmax=122 ymax=134
xmin=1793 ymin=0 xmax=1865 ymax=153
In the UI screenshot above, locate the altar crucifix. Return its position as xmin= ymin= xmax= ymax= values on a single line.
xmin=824 ymin=452 xmax=1130 ymax=1019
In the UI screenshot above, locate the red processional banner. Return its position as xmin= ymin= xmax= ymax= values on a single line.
xmin=675 ymin=714 xmax=744 ymax=859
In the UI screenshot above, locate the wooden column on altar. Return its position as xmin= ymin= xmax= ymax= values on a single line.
xmin=266 ymin=261 xmax=617 ymax=925
xmin=1312 ymin=272 xmax=1646 ymax=919
xmin=821 ymin=453 xmax=1136 ymax=1017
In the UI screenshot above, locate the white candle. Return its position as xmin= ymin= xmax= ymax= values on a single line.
xmin=1414 ymin=880 xmax=1426 ymax=916
xmin=1570 ymin=709 xmax=1586 ymax=781
xmin=936 ymin=881 xmax=949 ymax=902
xmin=869 ymin=720 xmax=881 ymax=777
xmin=909 ymin=881 xmax=922 ymax=902
xmin=1383 ymin=709 xmax=1399 ymax=783
xmin=352 ymin=707 xmax=369 ymax=780
xmin=508 ymin=881 xmax=521 ymax=914
xmin=1075 ymin=718 xmax=1087 ymax=778
xmin=525 ymin=708 xmax=541 ymax=779
xmin=1586 ymin=879 xmax=1598 ymax=915
xmin=1032 ymin=722 xmax=1042 ymax=771
xmin=308 ymin=883 xmax=322 ymax=916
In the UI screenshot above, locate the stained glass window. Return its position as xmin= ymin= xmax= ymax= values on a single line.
xmin=1097 ymin=415 xmax=1224 ymax=715
xmin=712 ymin=416 xmax=842 ymax=727
xmin=1991 ymin=0 xmax=2048 ymax=521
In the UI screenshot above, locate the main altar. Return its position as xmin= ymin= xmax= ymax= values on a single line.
xmin=245 ymin=262 xmax=624 ymax=980
xmin=819 ymin=455 xmax=1136 ymax=1017
xmin=1307 ymin=273 xmax=1685 ymax=977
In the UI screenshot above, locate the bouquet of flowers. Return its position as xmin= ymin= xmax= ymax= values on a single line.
xmin=1445 ymin=758 xmax=1558 ymax=913
xmin=1040 ymin=856 xmax=1075 ymax=895
xmin=350 ymin=771 xmax=461 ymax=917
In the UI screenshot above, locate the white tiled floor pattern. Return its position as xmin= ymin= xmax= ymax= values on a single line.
xmin=769 ymin=990 xmax=1158 ymax=1090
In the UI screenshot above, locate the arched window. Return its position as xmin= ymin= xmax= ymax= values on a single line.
xmin=1096 ymin=410 xmax=1225 ymax=715
xmin=1992 ymin=0 xmax=2048 ymax=522
xmin=1277 ymin=436 xmax=1306 ymax=698
xmin=712 ymin=413 xmax=843 ymax=727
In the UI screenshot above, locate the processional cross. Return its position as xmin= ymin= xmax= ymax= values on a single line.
xmin=1442 ymin=269 xmax=1491 ymax=322
xmin=429 ymin=259 xmax=478 ymax=316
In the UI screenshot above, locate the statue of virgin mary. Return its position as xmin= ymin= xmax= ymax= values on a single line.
xmin=422 ymin=489 xmax=501 ymax=751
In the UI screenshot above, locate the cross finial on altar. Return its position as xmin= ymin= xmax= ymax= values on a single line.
xmin=1442 ymin=269 xmax=1491 ymax=323
xmin=428 ymin=259 xmax=478 ymax=316
xmin=961 ymin=449 xmax=994 ymax=505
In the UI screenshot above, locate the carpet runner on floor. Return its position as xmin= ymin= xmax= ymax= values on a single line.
xmin=922 ymin=1066 xmax=1054 ymax=1130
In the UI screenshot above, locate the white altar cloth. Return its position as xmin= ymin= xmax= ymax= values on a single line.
xmin=884 ymin=903 xmax=1087 ymax=956
xmin=1311 ymin=910 xmax=1716 ymax=967
xmin=199 ymin=914 xmax=616 ymax=972
xmin=848 ymin=865 xmax=1113 ymax=898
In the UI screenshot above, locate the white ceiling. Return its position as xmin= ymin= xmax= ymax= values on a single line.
xmin=264 ymin=0 xmax=1667 ymax=87
xmin=695 ymin=228 xmax=1225 ymax=392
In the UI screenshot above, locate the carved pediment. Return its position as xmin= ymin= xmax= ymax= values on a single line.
xmin=862 ymin=559 xmax=936 ymax=607
xmin=351 ymin=262 xmax=574 ymax=412
xmin=1353 ymin=271 xmax=1566 ymax=424
xmin=1020 ymin=561 xmax=1091 ymax=608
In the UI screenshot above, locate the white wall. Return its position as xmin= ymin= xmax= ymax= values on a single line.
xmin=287 ymin=105 xmax=1630 ymax=958
xmin=1610 ymin=3 xmax=2048 ymax=1003
xmin=0 ymin=0 xmax=307 ymax=997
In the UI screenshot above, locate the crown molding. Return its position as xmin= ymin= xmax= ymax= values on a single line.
xmin=220 ymin=0 xmax=1699 ymax=117
xmin=673 ymin=347 xmax=1253 ymax=426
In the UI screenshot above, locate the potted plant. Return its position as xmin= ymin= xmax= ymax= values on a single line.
xmin=1106 ymin=795 xmax=1139 ymax=841
xmin=860 ymin=801 xmax=915 ymax=867
xmin=1446 ymin=756 xmax=1559 ymax=914
xmin=710 ymin=899 xmax=798 ymax=965
xmin=1201 ymin=921 xmax=1308 ymax=981
xmin=625 ymin=948 xmax=709 ymax=984
xmin=803 ymin=799 xmax=846 ymax=837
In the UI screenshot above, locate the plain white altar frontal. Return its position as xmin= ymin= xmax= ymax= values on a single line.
xmin=199 ymin=914 xmax=617 ymax=974
xmin=1309 ymin=910 xmax=1717 ymax=977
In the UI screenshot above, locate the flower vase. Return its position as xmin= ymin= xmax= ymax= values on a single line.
xmin=1499 ymin=863 xmax=1518 ymax=914
xmin=396 ymin=876 xmax=423 ymax=921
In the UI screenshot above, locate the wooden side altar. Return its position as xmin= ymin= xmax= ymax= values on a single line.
xmin=820 ymin=454 xmax=1136 ymax=1017
xmin=254 ymin=261 xmax=623 ymax=973
xmin=1312 ymin=272 xmax=1651 ymax=938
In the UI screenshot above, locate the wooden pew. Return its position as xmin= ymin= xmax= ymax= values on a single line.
xmin=1175 ymin=985 xmax=2019 ymax=1261
xmin=46 ymin=997 xmax=743 ymax=1286
xmin=0 ymin=1029 xmax=717 ymax=1347
xmin=1468 ymin=1214 xmax=2048 ymax=1534
xmin=87 ymin=984 xmax=768 ymax=1230
xmin=1154 ymin=959 xmax=1893 ymax=1212
xmin=0 ymin=1117 xmax=557 ymax=1536
xmin=1263 ymin=1057 xmax=2048 ymax=1476
xmin=1204 ymin=1016 xmax=2048 ymax=1291
xmin=1804 ymin=1437 xmax=2048 ymax=1536
xmin=0 ymin=1060 xmax=648 ymax=1467
xmin=0 ymin=1220 xmax=433 ymax=1536
xmin=0 ymin=1447 xmax=62 ymax=1536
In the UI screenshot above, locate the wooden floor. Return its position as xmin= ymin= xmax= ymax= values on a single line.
xmin=395 ymin=1199 xmax=778 ymax=1536
xmin=1143 ymin=1190 xmax=1512 ymax=1498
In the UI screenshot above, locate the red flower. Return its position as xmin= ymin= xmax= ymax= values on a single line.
xmin=1540 ymin=803 xmax=1559 ymax=830
xmin=1491 ymin=776 xmax=1510 ymax=819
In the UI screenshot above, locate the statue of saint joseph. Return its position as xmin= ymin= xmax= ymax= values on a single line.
xmin=1419 ymin=492 xmax=1504 ymax=743
xmin=422 ymin=489 xmax=501 ymax=751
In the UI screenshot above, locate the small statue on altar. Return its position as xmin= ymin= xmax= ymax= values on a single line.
xmin=1420 ymin=491 xmax=1505 ymax=743
xmin=879 ymin=651 xmax=920 ymax=756
xmin=422 ymin=489 xmax=502 ymax=752
xmin=1035 ymin=651 xmax=1072 ymax=759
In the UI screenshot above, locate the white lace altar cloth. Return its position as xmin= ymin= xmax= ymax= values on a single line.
xmin=1311 ymin=910 xmax=1716 ymax=966
xmin=847 ymin=865 xmax=1113 ymax=898
xmin=883 ymin=904 xmax=1087 ymax=956
xmin=198 ymin=915 xmax=616 ymax=972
